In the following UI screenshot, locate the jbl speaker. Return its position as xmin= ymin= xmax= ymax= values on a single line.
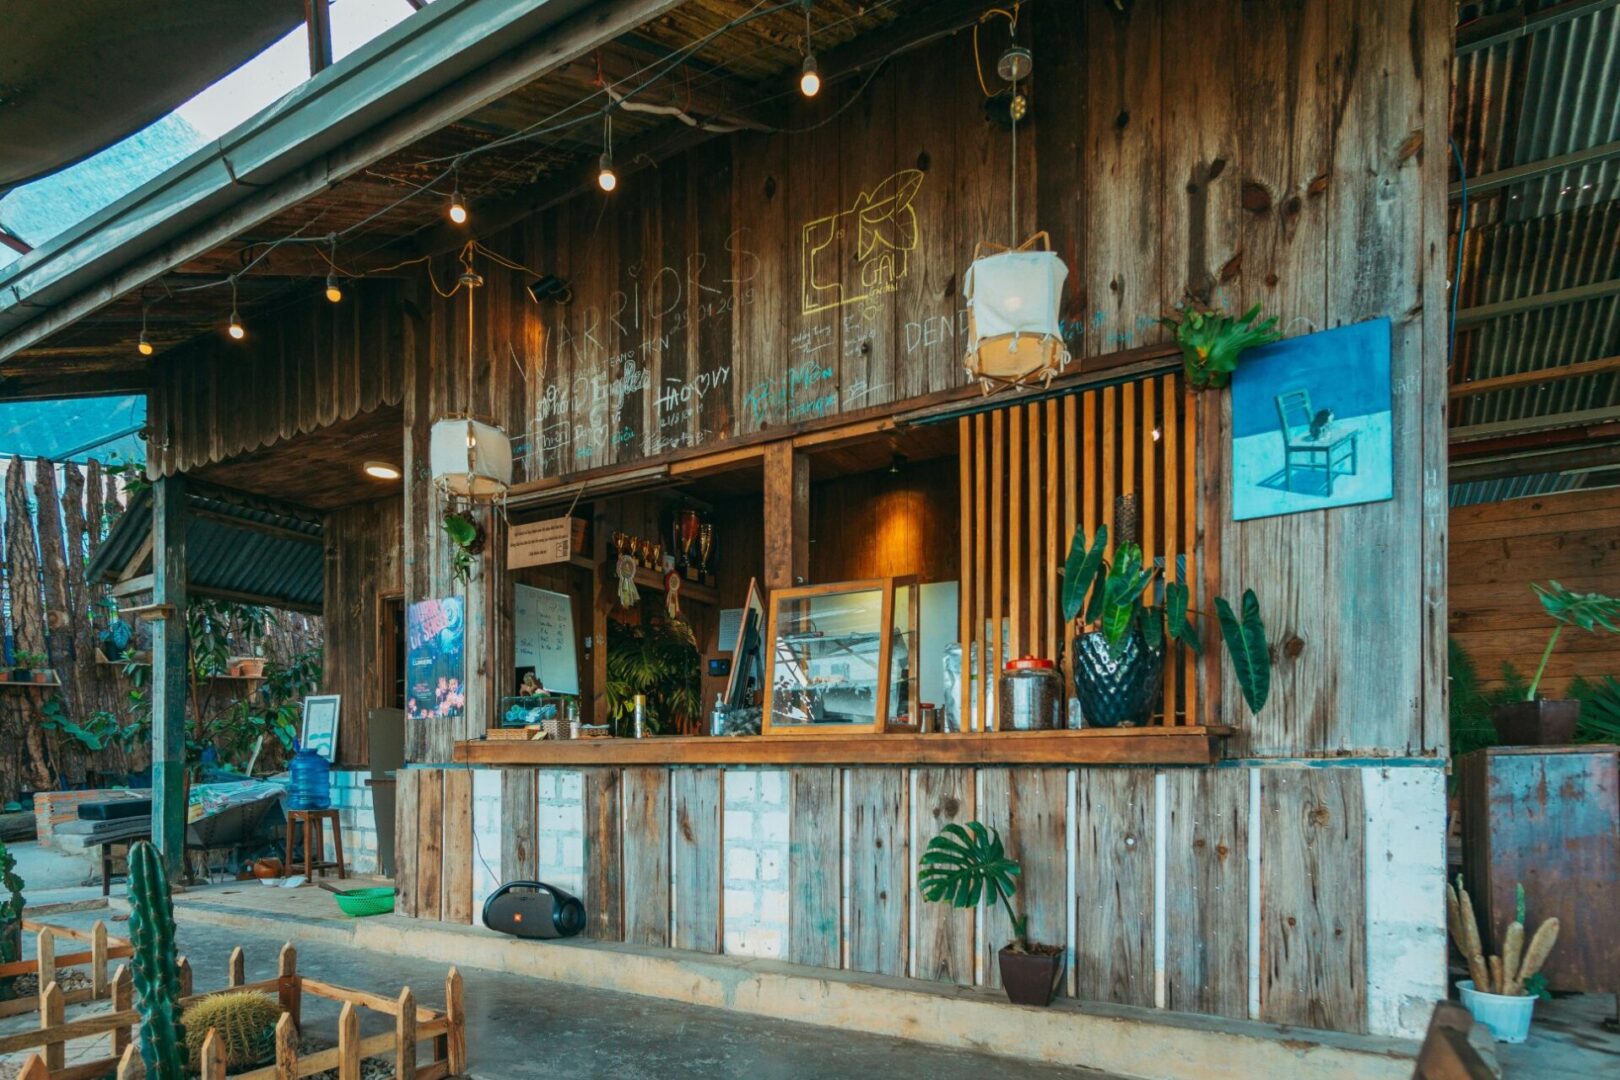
xmin=482 ymin=881 xmax=587 ymax=939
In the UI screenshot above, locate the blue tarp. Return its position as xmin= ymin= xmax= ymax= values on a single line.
xmin=0 ymin=395 xmax=145 ymax=463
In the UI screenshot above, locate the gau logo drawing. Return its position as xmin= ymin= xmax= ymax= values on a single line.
xmin=800 ymin=169 xmax=923 ymax=315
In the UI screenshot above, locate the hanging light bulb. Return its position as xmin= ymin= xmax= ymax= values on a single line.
xmin=799 ymin=53 xmax=821 ymax=98
xmin=447 ymin=166 xmax=468 ymax=224
xmin=325 ymin=272 xmax=343 ymax=304
xmin=137 ymin=304 xmax=154 ymax=356
xmin=227 ymin=277 xmax=245 ymax=340
xmin=597 ymin=112 xmax=617 ymax=193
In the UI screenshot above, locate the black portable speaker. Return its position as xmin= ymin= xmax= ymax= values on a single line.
xmin=482 ymin=881 xmax=587 ymax=939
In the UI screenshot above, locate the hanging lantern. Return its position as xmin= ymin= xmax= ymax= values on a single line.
xmin=430 ymin=416 xmax=513 ymax=501
xmin=963 ymin=232 xmax=1070 ymax=393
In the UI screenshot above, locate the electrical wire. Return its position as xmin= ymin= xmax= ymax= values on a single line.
xmin=1449 ymin=137 xmax=1468 ymax=369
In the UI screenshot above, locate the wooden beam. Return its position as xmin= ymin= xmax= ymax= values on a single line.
xmin=150 ymin=475 xmax=188 ymax=874
xmin=1450 ymin=405 xmax=1620 ymax=443
xmin=1455 ymin=278 xmax=1620 ymax=325
xmin=1448 ymin=442 xmax=1620 ymax=484
xmin=1452 ymin=140 xmax=1620 ymax=198
xmin=454 ymin=727 xmax=1232 ymax=767
xmin=762 ymin=442 xmax=808 ymax=589
xmin=1449 ymin=354 xmax=1620 ymax=398
xmin=1456 ymin=0 xmax=1617 ymax=55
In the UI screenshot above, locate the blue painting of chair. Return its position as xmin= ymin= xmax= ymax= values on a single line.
xmin=1275 ymin=389 xmax=1358 ymax=495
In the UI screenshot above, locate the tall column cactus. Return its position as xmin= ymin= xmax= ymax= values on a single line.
xmin=126 ymin=840 xmax=187 ymax=1079
xmin=0 ymin=840 xmax=24 ymax=1001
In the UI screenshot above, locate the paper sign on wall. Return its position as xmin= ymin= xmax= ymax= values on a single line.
xmin=509 ymin=518 xmax=572 ymax=569
xmin=514 ymin=584 xmax=579 ymax=695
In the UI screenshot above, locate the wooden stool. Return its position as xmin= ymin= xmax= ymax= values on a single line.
xmin=284 ymin=809 xmax=346 ymax=880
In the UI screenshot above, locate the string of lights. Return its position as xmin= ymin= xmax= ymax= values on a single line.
xmin=128 ymin=0 xmax=923 ymax=349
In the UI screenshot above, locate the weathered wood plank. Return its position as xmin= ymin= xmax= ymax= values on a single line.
xmin=979 ymin=768 xmax=1069 ymax=992
xmin=500 ymin=768 xmax=539 ymax=883
xmin=1075 ymin=769 xmax=1155 ymax=1006
xmin=845 ymin=768 xmax=908 ymax=977
xmin=621 ymin=767 xmax=671 ymax=947
xmin=671 ymin=768 xmax=722 ymax=953
xmin=582 ymin=768 xmax=624 ymax=941
xmin=415 ymin=768 xmax=443 ymax=922
xmin=1164 ymin=768 xmax=1249 ymax=1018
xmin=912 ymin=768 xmax=974 ymax=986
xmin=440 ymin=769 xmax=473 ymax=925
xmin=395 ymin=768 xmax=419 ymax=918
xmin=1260 ymin=768 xmax=1366 ymax=1033
xmin=787 ymin=769 xmax=841 ymax=968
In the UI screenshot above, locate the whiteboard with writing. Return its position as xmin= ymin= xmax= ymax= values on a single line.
xmin=513 ymin=585 xmax=579 ymax=695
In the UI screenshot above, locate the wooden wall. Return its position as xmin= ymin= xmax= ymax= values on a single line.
xmin=1450 ymin=487 xmax=1620 ymax=696
xmin=323 ymin=494 xmax=405 ymax=765
xmin=147 ymin=278 xmax=410 ymax=476
xmin=395 ymin=760 xmax=1407 ymax=1037
xmin=809 ymin=460 xmax=959 ymax=584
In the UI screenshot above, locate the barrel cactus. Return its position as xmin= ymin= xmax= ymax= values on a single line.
xmin=127 ymin=840 xmax=187 ymax=1079
xmin=0 ymin=840 xmax=23 ymax=1001
xmin=182 ymin=991 xmax=280 ymax=1069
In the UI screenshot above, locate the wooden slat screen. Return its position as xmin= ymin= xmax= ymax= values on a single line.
xmin=958 ymin=373 xmax=1207 ymax=728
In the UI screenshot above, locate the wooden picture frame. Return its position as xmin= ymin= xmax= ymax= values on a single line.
xmin=301 ymin=694 xmax=342 ymax=762
xmin=724 ymin=577 xmax=766 ymax=709
xmin=762 ymin=579 xmax=893 ymax=736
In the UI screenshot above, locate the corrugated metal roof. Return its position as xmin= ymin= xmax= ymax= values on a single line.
xmin=1449 ymin=470 xmax=1587 ymax=506
xmin=87 ymin=484 xmax=323 ymax=612
xmin=1450 ymin=1 xmax=1620 ymax=434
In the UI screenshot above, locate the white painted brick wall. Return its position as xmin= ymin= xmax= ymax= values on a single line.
xmin=537 ymin=770 xmax=585 ymax=897
xmin=326 ymin=770 xmax=380 ymax=876
xmin=722 ymin=769 xmax=790 ymax=959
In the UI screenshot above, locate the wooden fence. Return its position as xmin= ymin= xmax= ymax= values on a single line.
xmin=0 ymin=920 xmax=133 ymax=1020
xmin=5 ymin=942 xmax=465 ymax=1080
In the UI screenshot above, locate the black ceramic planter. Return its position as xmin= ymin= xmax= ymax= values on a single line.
xmin=998 ymin=946 xmax=1065 ymax=1007
xmin=1491 ymin=699 xmax=1579 ymax=745
xmin=1072 ymin=630 xmax=1165 ymax=728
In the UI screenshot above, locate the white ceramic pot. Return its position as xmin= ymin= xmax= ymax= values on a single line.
xmin=1458 ymin=979 xmax=1536 ymax=1043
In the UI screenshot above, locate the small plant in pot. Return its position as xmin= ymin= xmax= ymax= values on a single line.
xmin=1447 ymin=877 xmax=1559 ymax=1043
xmin=1061 ymin=521 xmax=1272 ymax=725
xmin=1493 ymin=581 xmax=1620 ymax=745
xmin=919 ymin=821 xmax=1062 ymax=1006
xmin=9 ymin=650 xmax=46 ymax=684
xmin=1159 ymin=301 xmax=1281 ymax=391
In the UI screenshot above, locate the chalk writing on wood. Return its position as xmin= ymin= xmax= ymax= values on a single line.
xmin=801 ymin=169 xmax=924 ymax=315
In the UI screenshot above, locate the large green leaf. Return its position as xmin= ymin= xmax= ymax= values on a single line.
xmin=918 ymin=821 xmax=1020 ymax=913
xmin=1061 ymin=525 xmax=1109 ymax=623
xmin=1165 ymin=580 xmax=1202 ymax=652
xmin=1215 ymin=590 xmax=1270 ymax=714
xmin=1535 ymin=581 xmax=1620 ymax=634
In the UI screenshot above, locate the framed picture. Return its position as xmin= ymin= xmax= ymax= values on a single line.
xmin=763 ymin=579 xmax=894 ymax=736
xmin=1230 ymin=317 xmax=1394 ymax=521
xmin=301 ymin=695 xmax=341 ymax=762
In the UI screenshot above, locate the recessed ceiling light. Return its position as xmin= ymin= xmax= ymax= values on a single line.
xmin=363 ymin=461 xmax=402 ymax=480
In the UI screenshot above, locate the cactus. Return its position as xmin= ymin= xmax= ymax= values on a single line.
xmin=0 ymin=840 xmax=23 ymax=1001
xmin=126 ymin=841 xmax=187 ymax=1079
xmin=182 ymin=991 xmax=280 ymax=1069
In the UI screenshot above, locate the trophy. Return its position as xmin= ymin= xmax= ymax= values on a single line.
xmin=697 ymin=523 xmax=715 ymax=586
xmin=673 ymin=509 xmax=702 ymax=579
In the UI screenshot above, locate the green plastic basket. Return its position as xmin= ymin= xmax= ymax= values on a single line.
xmin=332 ymin=886 xmax=396 ymax=917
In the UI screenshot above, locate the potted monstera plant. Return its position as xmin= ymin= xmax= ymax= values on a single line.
xmin=1061 ymin=521 xmax=1271 ymax=725
xmin=1493 ymin=582 xmax=1620 ymax=745
xmin=919 ymin=821 xmax=1061 ymax=1006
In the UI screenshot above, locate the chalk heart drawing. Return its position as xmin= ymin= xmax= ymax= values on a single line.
xmin=801 ymin=168 xmax=923 ymax=315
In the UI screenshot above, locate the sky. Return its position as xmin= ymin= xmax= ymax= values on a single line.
xmin=0 ymin=0 xmax=418 ymax=271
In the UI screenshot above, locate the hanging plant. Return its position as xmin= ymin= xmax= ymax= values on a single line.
xmin=1160 ymin=302 xmax=1281 ymax=391
xmin=442 ymin=510 xmax=485 ymax=587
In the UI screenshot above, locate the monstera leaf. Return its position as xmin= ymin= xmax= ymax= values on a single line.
xmin=918 ymin=821 xmax=1027 ymax=948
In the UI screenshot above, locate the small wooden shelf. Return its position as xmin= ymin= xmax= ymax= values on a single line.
xmin=0 ymin=676 xmax=61 ymax=690
xmin=454 ymin=726 xmax=1230 ymax=767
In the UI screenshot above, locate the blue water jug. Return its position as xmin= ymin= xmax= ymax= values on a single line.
xmin=287 ymin=748 xmax=331 ymax=811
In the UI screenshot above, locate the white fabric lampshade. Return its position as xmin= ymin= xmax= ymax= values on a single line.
xmin=430 ymin=417 xmax=513 ymax=499
xmin=964 ymin=249 xmax=1067 ymax=342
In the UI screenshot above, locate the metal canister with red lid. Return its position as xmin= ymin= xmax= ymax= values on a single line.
xmin=998 ymin=656 xmax=1062 ymax=731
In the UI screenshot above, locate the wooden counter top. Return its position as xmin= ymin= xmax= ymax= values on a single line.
xmin=452 ymin=726 xmax=1231 ymax=767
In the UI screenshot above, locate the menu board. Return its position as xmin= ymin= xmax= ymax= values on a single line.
xmin=514 ymin=584 xmax=579 ymax=695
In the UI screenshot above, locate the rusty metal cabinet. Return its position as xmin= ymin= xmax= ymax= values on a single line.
xmin=1456 ymin=746 xmax=1619 ymax=994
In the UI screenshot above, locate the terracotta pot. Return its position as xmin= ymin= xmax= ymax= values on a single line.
xmin=1491 ymin=699 xmax=1579 ymax=746
xmin=997 ymin=945 xmax=1065 ymax=1007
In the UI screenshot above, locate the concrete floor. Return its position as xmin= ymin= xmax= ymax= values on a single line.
xmin=1498 ymin=992 xmax=1620 ymax=1080
xmin=12 ymin=906 xmax=1114 ymax=1079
